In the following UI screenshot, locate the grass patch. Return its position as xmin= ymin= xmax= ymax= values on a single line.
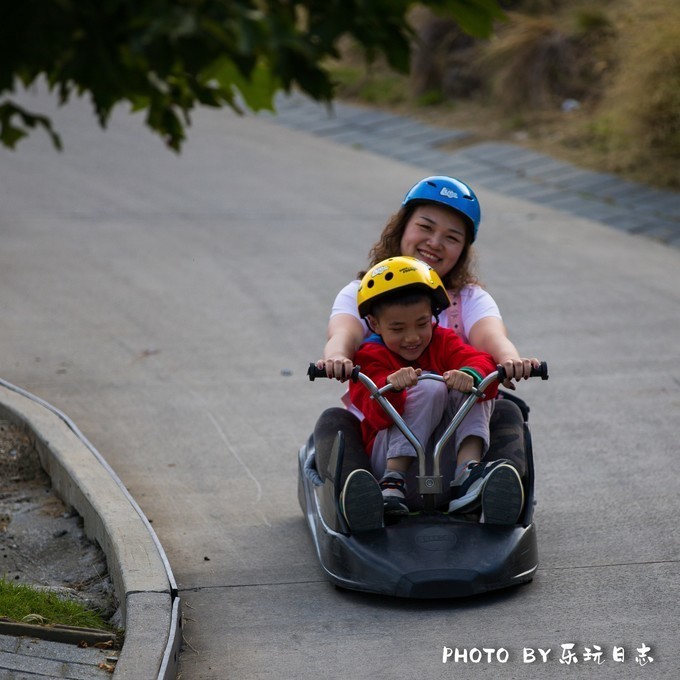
xmin=416 ymin=90 xmax=446 ymax=107
xmin=0 ymin=576 xmax=113 ymax=630
xmin=329 ymin=62 xmax=409 ymax=106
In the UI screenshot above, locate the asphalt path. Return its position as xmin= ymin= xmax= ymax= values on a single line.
xmin=1 ymin=90 xmax=678 ymax=679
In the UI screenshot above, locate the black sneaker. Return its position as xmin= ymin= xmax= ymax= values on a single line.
xmin=448 ymin=459 xmax=518 ymax=514
xmin=379 ymin=473 xmax=410 ymax=517
xmin=339 ymin=469 xmax=384 ymax=532
xmin=480 ymin=463 xmax=524 ymax=525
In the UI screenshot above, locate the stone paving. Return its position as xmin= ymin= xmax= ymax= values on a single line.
xmin=265 ymin=93 xmax=680 ymax=248
xmin=0 ymin=634 xmax=114 ymax=679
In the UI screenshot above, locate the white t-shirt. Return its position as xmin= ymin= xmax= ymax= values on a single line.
xmin=330 ymin=279 xmax=502 ymax=344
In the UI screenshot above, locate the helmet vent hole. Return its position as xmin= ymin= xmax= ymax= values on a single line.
xmin=367 ymin=280 xmax=374 ymax=288
xmin=427 ymin=181 xmax=437 ymax=188
xmin=384 ymin=272 xmax=394 ymax=281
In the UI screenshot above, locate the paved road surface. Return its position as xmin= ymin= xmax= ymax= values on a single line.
xmin=1 ymin=90 xmax=678 ymax=679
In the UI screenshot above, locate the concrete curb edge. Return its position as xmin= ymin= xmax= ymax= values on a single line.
xmin=0 ymin=379 xmax=181 ymax=679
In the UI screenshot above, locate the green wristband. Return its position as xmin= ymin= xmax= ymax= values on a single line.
xmin=459 ymin=367 xmax=483 ymax=387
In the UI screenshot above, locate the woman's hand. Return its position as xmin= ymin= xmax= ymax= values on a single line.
xmin=320 ymin=314 xmax=365 ymax=382
xmin=467 ymin=317 xmax=533 ymax=390
xmin=443 ymin=369 xmax=474 ymax=393
xmin=387 ymin=367 xmax=422 ymax=391
xmin=499 ymin=358 xmax=541 ymax=389
xmin=316 ymin=358 xmax=355 ymax=382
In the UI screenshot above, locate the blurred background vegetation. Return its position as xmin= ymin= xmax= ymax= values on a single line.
xmin=327 ymin=0 xmax=680 ymax=190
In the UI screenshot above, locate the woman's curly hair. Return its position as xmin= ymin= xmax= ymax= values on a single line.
xmin=358 ymin=205 xmax=479 ymax=293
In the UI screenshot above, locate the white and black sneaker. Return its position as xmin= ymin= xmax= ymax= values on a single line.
xmin=448 ymin=459 xmax=524 ymax=525
xmin=339 ymin=469 xmax=384 ymax=532
xmin=480 ymin=463 xmax=524 ymax=525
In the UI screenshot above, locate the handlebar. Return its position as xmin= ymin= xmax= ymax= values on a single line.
xmin=308 ymin=361 xmax=549 ymax=385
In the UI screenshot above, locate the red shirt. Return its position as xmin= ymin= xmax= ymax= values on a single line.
xmin=349 ymin=326 xmax=498 ymax=454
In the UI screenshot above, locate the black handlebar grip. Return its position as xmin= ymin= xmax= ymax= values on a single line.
xmin=307 ymin=363 xmax=326 ymax=380
xmin=534 ymin=361 xmax=549 ymax=380
xmin=496 ymin=361 xmax=549 ymax=383
xmin=307 ymin=363 xmax=361 ymax=381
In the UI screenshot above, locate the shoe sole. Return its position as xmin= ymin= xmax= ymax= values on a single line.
xmin=480 ymin=464 xmax=524 ymax=525
xmin=341 ymin=470 xmax=384 ymax=532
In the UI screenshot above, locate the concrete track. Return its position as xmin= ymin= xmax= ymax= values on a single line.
xmin=1 ymin=89 xmax=678 ymax=679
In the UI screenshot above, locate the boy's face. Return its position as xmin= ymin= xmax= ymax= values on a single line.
xmin=367 ymin=299 xmax=434 ymax=362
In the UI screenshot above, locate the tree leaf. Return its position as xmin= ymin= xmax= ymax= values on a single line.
xmin=0 ymin=101 xmax=63 ymax=150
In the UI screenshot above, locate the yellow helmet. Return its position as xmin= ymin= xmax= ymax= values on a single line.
xmin=357 ymin=256 xmax=450 ymax=318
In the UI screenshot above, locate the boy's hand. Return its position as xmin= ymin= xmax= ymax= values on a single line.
xmin=443 ymin=369 xmax=474 ymax=393
xmin=387 ymin=367 xmax=422 ymax=391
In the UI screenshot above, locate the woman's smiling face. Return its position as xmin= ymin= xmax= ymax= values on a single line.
xmin=399 ymin=204 xmax=468 ymax=279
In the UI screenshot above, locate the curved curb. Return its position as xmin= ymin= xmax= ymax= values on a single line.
xmin=0 ymin=379 xmax=181 ymax=679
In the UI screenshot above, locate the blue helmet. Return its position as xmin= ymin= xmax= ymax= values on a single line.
xmin=402 ymin=176 xmax=481 ymax=242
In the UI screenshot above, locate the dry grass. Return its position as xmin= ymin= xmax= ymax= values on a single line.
xmin=326 ymin=0 xmax=679 ymax=189
xmin=483 ymin=13 xmax=576 ymax=110
xmin=588 ymin=0 xmax=680 ymax=184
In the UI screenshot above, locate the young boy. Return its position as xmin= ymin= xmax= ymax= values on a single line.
xmin=341 ymin=256 xmax=524 ymax=529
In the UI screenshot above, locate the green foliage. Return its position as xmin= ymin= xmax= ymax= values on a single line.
xmin=327 ymin=60 xmax=410 ymax=106
xmin=416 ymin=90 xmax=447 ymax=107
xmin=0 ymin=577 xmax=113 ymax=630
xmin=571 ymin=7 xmax=612 ymax=35
xmin=0 ymin=101 xmax=62 ymax=150
xmin=0 ymin=0 xmax=503 ymax=151
xmin=356 ymin=73 xmax=409 ymax=106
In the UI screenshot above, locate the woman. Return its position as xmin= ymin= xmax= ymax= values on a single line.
xmin=313 ymin=176 xmax=537 ymax=507
xmin=319 ymin=175 xmax=536 ymax=383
